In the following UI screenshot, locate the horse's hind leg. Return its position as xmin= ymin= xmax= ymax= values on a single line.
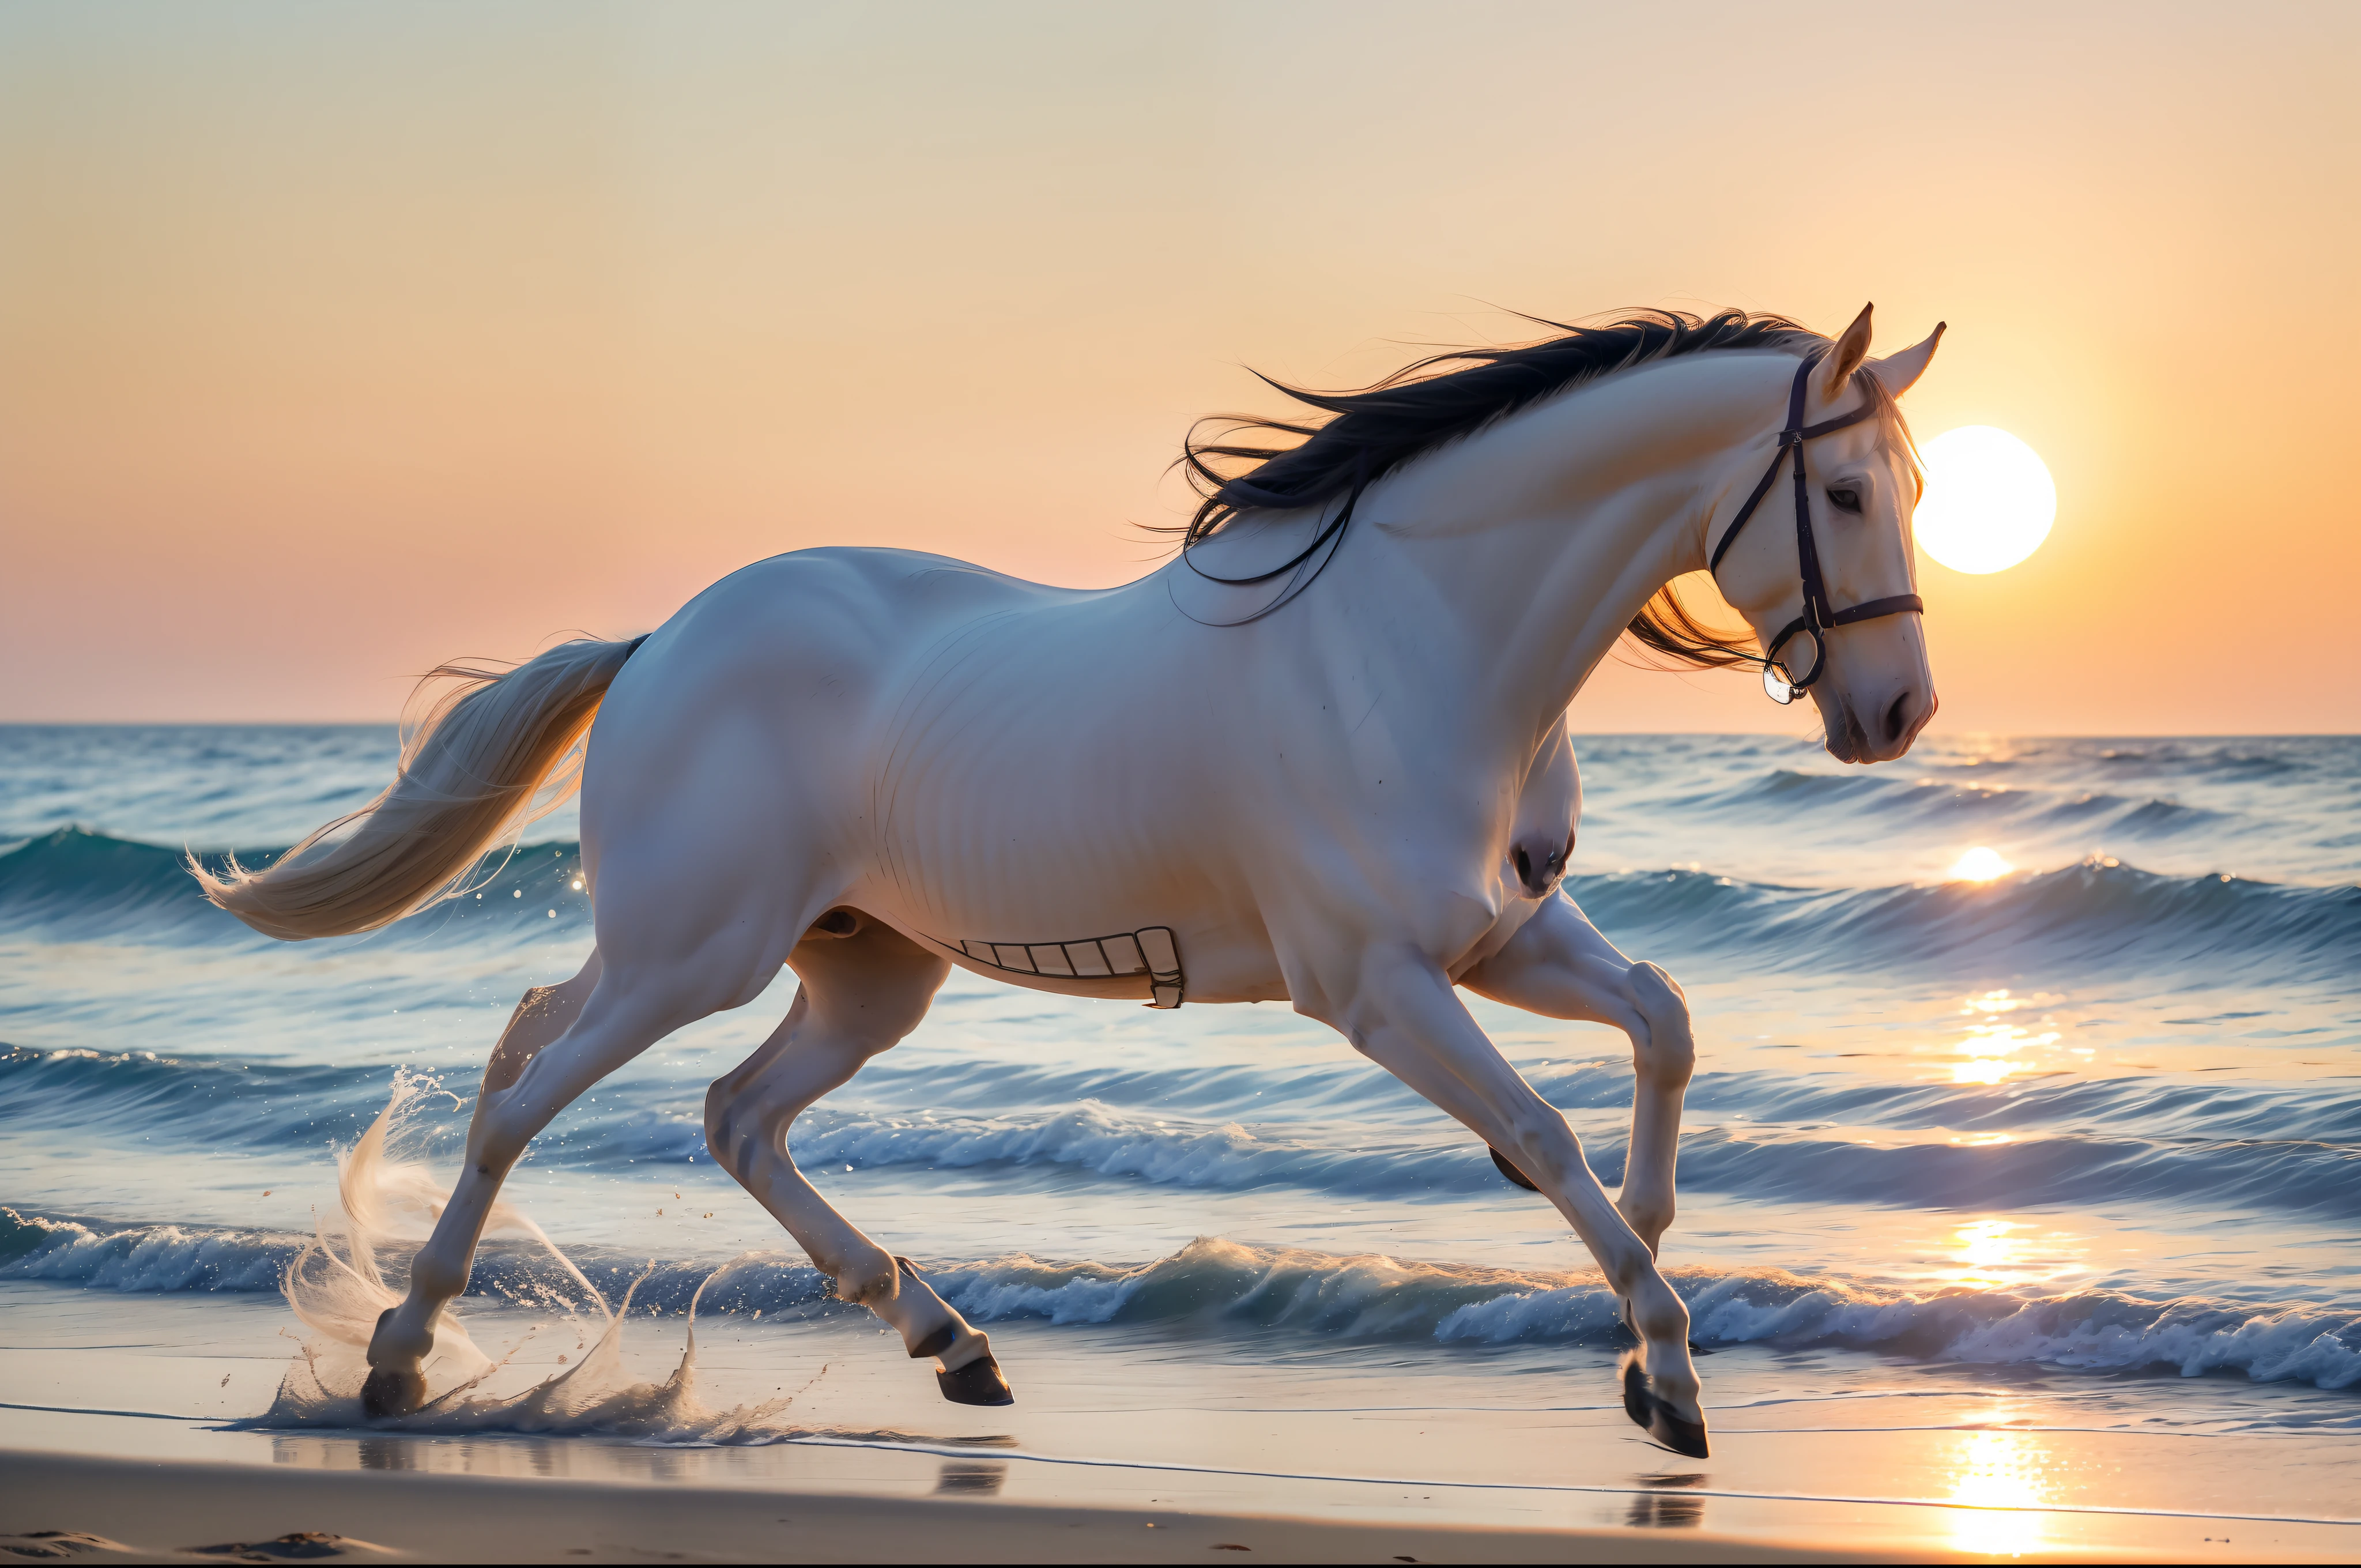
xmin=360 ymin=802 xmax=806 ymax=1415
xmin=360 ymin=966 xmax=685 ymax=1411
xmin=474 ymin=949 xmax=604 ymax=1106
xmin=367 ymin=948 xmax=602 ymax=1396
xmin=704 ymin=915 xmax=1013 ymax=1404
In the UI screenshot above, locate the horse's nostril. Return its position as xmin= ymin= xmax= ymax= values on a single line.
xmin=1884 ymin=691 xmax=1915 ymax=747
xmin=1513 ymin=847 xmax=1532 ymax=887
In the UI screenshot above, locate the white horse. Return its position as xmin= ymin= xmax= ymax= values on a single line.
xmin=197 ymin=304 xmax=1943 ymax=1457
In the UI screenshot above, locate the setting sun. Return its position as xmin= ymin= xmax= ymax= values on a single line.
xmin=1915 ymin=427 xmax=2057 ymax=575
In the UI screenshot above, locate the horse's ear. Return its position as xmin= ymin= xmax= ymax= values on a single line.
xmin=1816 ymin=303 xmax=1875 ymax=402
xmin=1868 ymin=322 xmax=1947 ymax=398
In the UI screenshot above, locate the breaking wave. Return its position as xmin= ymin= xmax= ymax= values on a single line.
xmin=13 ymin=1208 xmax=2358 ymax=1394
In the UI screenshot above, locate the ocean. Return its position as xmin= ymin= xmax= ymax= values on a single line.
xmin=3 ymin=725 xmax=2358 ymax=1535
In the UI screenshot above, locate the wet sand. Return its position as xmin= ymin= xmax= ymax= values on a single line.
xmin=3 ymin=1445 xmax=1959 ymax=1566
xmin=5 ymin=1291 xmax=2359 ymax=1564
xmin=5 ymin=1418 xmax=2356 ymax=1565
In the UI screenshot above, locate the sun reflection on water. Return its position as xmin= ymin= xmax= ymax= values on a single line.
xmin=1948 ymin=845 xmax=2014 ymax=881
xmin=1949 ymin=1219 xmax=2021 ymax=1287
xmin=1948 ymin=991 xmax=2062 ymax=1084
xmin=1945 ymin=1427 xmax=2053 ymax=1557
xmin=1953 ymin=1057 xmax=2013 ymax=1085
xmin=1903 ymin=1214 xmax=2088 ymax=1293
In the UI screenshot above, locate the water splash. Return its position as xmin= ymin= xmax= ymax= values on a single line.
xmin=248 ymin=1075 xmax=802 ymax=1441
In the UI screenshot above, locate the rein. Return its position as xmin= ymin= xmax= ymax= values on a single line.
xmin=1709 ymin=355 xmax=1924 ymax=703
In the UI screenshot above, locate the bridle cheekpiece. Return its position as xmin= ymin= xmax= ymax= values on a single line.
xmin=1709 ymin=353 xmax=1925 ymax=704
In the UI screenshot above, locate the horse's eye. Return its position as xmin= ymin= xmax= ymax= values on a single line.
xmin=1827 ymin=485 xmax=1862 ymax=514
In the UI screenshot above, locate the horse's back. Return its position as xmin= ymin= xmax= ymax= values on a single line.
xmin=583 ymin=546 xmax=1149 ymax=833
xmin=651 ymin=546 xmax=1074 ymax=676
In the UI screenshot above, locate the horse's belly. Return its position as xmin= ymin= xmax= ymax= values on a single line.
xmin=854 ymin=810 xmax=1287 ymax=1007
xmin=851 ymin=755 xmax=1289 ymax=1007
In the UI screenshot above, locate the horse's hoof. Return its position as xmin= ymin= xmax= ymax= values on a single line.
xmin=1489 ymin=1146 xmax=1540 ymax=1192
xmin=360 ymin=1366 xmax=427 ymax=1420
xmin=1619 ymin=1353 xmax=1708 ymax=1458
xmin=1620 ymin=1351 xmax=1650 ymax=1422
xmin=937 ymin=1353 xmax=1014 ymax=1407
xmin=1647 ymin=1401 xmax=1711 ymax=1458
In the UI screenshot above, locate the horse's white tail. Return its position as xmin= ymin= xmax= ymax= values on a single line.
xmin=191 ymin=635 xmax=646 ymax=940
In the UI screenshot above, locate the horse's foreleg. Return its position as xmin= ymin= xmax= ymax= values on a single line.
xmin=704 ymin=919 xmax=1011 ymax=1405
xmin=360 ymin=966 xmax=708 ymax=1416
xmin=1615 ymin=962 xmax=1694 ymax=1253
xmin=1320 ymin=943 xmax=1707 ymax=1456
xmin=1462 ymin=895 xmax=1695 ymax=1254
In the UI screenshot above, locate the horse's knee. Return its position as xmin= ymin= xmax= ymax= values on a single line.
xmin=1625 ymin=962 xmax=1695 ymax=1087
xmin=1501 ymin=1103 xmax=1583 ymax=1189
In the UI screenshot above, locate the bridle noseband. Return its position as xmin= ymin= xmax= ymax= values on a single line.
xmin=1711 ymin=355 xmax=1924 ymax=704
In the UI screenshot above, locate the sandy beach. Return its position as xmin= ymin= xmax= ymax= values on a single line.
xmin=7 ymin=1421 xmax=2358 ymax=1565
xmin=6 ymin=1286 xmax=2360 ymax=1564
xmin=3 ymin=1445 xmax=1954 ymax=1566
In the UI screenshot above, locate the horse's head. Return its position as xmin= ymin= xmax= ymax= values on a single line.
xmin=1710 ymin=306 xmax=1944 ymax=764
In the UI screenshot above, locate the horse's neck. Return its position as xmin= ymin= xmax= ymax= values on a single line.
xmin=1321 ymin=352 xmax=1789 ymax=750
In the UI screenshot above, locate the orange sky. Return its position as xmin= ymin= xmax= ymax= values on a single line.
xmin=3 ymin=2 xmax=2355 ymax=731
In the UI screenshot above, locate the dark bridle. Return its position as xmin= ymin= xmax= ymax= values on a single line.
xmin=1710 ymin=354 xmax=1924 ymax=704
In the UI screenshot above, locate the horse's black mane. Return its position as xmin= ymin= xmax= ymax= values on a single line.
xmin=1177 ymin=307 xmax=1825 ymax=670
